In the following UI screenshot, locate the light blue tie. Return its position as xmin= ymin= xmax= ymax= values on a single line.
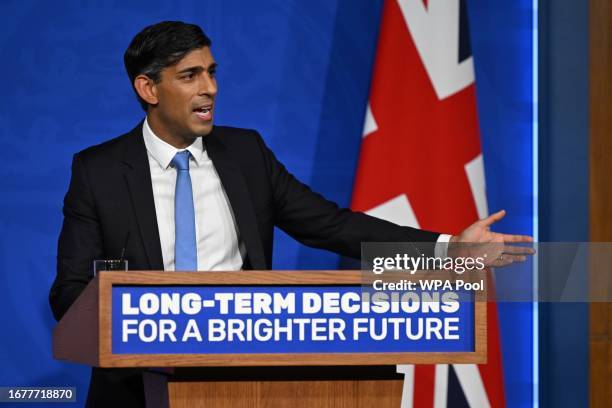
xmin=171 ymin=151 xmax=197 ymax=271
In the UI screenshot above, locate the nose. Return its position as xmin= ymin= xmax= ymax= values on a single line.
xmin=198 ymin=73 xmax=217 ymax=97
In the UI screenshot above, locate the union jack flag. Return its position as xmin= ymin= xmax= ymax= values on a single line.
xmin=352 ymin=0 xmax=505 ymax=406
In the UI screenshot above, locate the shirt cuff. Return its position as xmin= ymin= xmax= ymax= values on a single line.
xmin=435 ymin=234 xmax=452 ymax=258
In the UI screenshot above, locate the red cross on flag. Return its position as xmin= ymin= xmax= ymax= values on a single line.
xmin=351 ymin=0 xmax=505 ymax=406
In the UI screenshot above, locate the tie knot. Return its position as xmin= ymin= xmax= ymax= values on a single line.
xmin=171 ymin=151 xmax=191 ymax=171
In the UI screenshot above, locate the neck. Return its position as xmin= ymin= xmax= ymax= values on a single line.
xmin=147 ymin=114 xmax=195 ymax=149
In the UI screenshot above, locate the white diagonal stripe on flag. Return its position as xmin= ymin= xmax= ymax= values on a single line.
xmin=465 ymin=154 xmax=489 ymax=219
xmin=397 ymin=364 xmax=415 ymax=408
xmin=453 ymin=364 xmax=491 ymax=407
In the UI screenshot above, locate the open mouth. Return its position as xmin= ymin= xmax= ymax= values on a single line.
xmin=193 ymin=105 xmax=213 ymax=121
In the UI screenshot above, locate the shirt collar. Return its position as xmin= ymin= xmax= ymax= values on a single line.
xmin=142 ymin=117 xmax=206 ymax=170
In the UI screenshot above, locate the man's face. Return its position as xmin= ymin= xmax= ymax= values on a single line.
xmin=150 ymin=47 xmax=217 ymax=140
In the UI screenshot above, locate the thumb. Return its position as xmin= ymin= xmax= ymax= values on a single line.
xmin=480 ymin=209 xmax=506 ymax=227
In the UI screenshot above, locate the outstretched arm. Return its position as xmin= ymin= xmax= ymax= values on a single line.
xmin=254 ymin=133 xmax=440 ymax=258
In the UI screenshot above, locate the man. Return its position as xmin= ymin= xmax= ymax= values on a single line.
xmin=49 ymin=21 xmax=531 ymax=407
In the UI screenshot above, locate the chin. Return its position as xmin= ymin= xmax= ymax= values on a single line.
xmin=199 ymin=124 xmax=213 ymax=135
xmin=190 ymin=122 xmax=213 ymax=136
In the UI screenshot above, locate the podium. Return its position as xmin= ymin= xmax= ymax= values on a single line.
xmin=53 ymin=271 xmax=486 ymax=407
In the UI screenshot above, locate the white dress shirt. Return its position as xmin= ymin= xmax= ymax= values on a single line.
xmin=142 ymin=119 xmax=244 ymax=271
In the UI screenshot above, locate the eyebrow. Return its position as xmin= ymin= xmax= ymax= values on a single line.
xmin=176 ymin=63 xmax=218 ymax=75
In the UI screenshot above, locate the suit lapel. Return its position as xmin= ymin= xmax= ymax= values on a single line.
xmin=205 ymin=131 xmax=267 ymax=270
xmin=121 ymin=125 xmax=165 ymax=271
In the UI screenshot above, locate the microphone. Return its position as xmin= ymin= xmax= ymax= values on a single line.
xmin=119 ymin=230 xmax=130 ymax=263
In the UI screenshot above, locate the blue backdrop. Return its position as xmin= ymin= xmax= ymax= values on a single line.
xmin=0 ymin=1 xmax=535 ymax=406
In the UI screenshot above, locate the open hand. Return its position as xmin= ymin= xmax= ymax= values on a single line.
xmin=449 ymin=210 xmax=534 ymax=267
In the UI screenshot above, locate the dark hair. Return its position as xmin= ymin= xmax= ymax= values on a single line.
xmin=124 ymin=21 xmax=212 ymax=111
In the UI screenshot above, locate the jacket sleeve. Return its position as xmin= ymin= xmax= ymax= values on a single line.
xmin=254 ymin=133 xmax=440 ymax=259
xmin=49 ymin=153 xmax=103 ymax=321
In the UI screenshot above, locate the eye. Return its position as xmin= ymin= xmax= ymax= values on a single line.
xmin=181 ymin=73 xmax=195 ymax=81
xmin=209 ymin=69 xmax=217 ymax=78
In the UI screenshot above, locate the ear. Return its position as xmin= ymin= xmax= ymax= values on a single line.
xmin=133 ymin=75 xmax=159 ymax=106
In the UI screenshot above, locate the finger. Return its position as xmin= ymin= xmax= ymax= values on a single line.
xmin=503 ymin=254 xmax=527 ymax=263
xmin=502 ymin=245 xmax=536 ymax=256
xmin=491 ymin=255 xmax=523 ymax=268
xmin=480 ymin=209 xmax=506 ymax=227
xmin=500 ymin=233 xmax=534 ymax=243
xmin=492 ymin=252 xmax=531 ymax=267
